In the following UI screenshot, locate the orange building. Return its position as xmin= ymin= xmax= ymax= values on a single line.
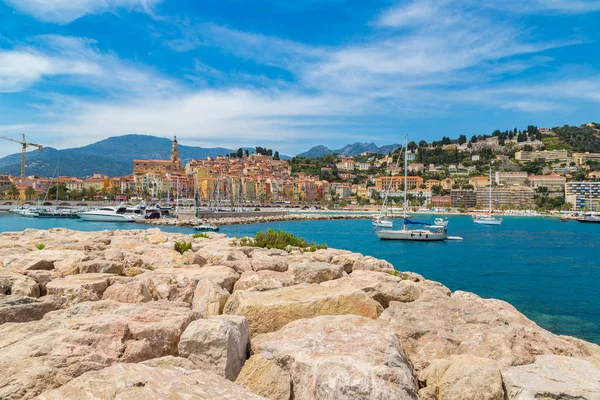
xmin=375 ymin=176 xmax=423 ymax=191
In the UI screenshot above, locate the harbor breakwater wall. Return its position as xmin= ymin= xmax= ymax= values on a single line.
xmin=140 ymin=212 xmax=372 ymax=227
xmin=0 ymin=228 xmax=599 ymax=399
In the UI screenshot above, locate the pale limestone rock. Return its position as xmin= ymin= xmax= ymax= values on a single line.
xmin=137 ymin=266 xmax=238 ymax=303
xmin=182 ymin=249 xmax=208 ymax=266
xmin=0 ymin=300 xmax=194 ymax=399
xmin=288 ymin=261 xmax=344 ymax=284
xmin=23 ymin=270 xmax=54 ymax=295
xmin=45 ymin=273 xmax=114 ymax=305
xmin=418 ymin=355 xmax=505 ymax=400
xmin=330 ymin=252 xmax=363 ymax=273
xmin=192 ymin=279 xmax=229 ymax=317
xmin=250 ymin=249 xmax=289 ymax=272
xmin=141 ymin=355 xmax=197 ymax=370
xmin=0 ymin=271 xmax=40 ymax=297
xmin=200 ymin=248 xmax=253 ymax=273
xmin=251 ymin=315 xmax=418 ymax=400
xmin=78 ymin=259 xmax=123 ymax=275
xmin=352 ymin=256 xmax=395 ymax=273
xmin=36 ymin=363 xmax=267 ymax=400
xmin=0 ymin=295 xmax=64 ymax=324
xmin=178 ymin=315 xmax=249 ymax=380
xmin=379 ymin=291 xmax=600 ymax=371
xmin=503 ymin=355 xmax=600 ymax=400
xmin=364 ymin=281 xmax=422 ymax=307
xmin=233 ymin=270 xmax=296 ymax=292
xmin=349 ymin=269 xmax=403 ymax=284
xmin=236 ymin=354 xmax=292 ymax=400
xmin=102 ymin=279 xmax=156 ymax=303
xmin=224 ymin=283 xmax=383 ymax=336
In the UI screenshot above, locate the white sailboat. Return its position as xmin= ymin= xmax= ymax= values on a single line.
xmin=375 ymin=135 xmax=448 ymax=241
xmin=473 ymin=168 xmax=503 ymax=225
xmin=192 ymin=174 xmax=219 ymax=231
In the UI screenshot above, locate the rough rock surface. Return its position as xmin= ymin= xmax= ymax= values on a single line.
xmin=418 ymin=355 xmax=505 ymax=400
xmin=178 ymin=315 xmax=249 ymax=380
xmin=36 ymin=363 xmax=267 ymax=399
xmin=380 ymin=290 xmax=600 ymax=371
xmin=0 ymin=300 xmax=194 ymax=399
xmin=45 ymin=273 xmax=114 ymax=305
xmin=233 ymin=270 xmax=296 ymax=292
xmin=192 ymin=279 xmax=229 ymax=317
xmin=503 ymin=355 xmax=600 ymax=399
xmin=0 ymin=295 xmax=64 ymax=324
xmin=224 ymin=283 xmax=383 ymax=336
xmin=251 ymin=315 xmax=418 ymax=400
xmin=2 ymin=228 xmax=600 ymax=400
xmin=236 ymin=354 xmax=292 ymax=400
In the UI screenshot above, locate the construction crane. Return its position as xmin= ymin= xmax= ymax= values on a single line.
xmin=0 ymin=134 xmax=43 ymax=204
xmin=0 ymin=134 xmax=43 ymax=180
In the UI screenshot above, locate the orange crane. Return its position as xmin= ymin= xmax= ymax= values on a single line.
xmin=0 ymin=134 xmax=43 ymax=203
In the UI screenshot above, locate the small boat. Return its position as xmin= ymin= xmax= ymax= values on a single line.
xmin=434 ymin=217 xmax=449 ymax=227
xmin=38 ymin=208 xmax=80 ymax=219
xmin=474 ymin=168 xmax=502 ymax=226
xmin=78 ymin=206 xmax=136 ymax=222
xmin=576 ymin=213 xmax=600 ymax=223
xmin=473 ymin=215 xmax=503 ymax=225
xmin=447 ymin=236 xmax=464 ymax=240
xmin=16 ymin=208 xmax=42 ymax=218
xmin=194 ymin=223 xmax=219 ymax=232
xmin=372 ymin=215 xmax=393 ymax=228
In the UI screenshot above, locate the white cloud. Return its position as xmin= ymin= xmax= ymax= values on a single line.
xmin=3 ymin=0 xmax=162 ymax=24
xmin=482 ymin=0 xmax=600 ymax=15
xmin=0 ymin=50 xmax=100 ymax=92
xmin=0 ymin=35 xmax=178 ymax=95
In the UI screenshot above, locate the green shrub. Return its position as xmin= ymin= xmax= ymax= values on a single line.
xmin=35 ymin=243 xmax=45 ymax=250
xmin=387 ymin=270 xmax=400 ymax=277
xmin=240 ymin=229 xmax=327 ymax=251
xmin=174 ymin=241 xmax=192 ymax=255
xmin=254 ymin=207 xmax=261 ymax=211
xmin=192 ymin=233 xmax=209 ymax=239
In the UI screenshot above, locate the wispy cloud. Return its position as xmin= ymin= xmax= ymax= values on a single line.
xmin=3 ymin=0 xmax=162 ymax=24
xmin=481 ymin=0 xmax=600 ymax=15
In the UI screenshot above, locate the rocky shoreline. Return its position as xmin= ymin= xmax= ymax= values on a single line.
xmin=139 ymin=213 xmax=372 ymax=227
xmin=1 ymin=228 xmax=599 ymax=399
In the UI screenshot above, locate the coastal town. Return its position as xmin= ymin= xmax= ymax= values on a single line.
xmin=1 ymin=124 xmax=599 ymax=213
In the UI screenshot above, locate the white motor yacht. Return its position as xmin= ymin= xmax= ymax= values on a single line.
xmin=78 ymin=206 xmax=136 ymax=222
xmin=473 ymin=215 xmax=503 ymax=225
xmin=194 ymin=223 xmax=219 ymax=232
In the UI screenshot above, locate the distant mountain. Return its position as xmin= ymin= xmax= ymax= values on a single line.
xmin=297 ymin=142 xmax=401 ymax=158
xmin=0 ymin=135 xmax=288 ymax=177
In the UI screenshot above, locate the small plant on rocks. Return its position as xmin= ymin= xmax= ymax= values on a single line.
xmin=35 ymin=243 xmax=45 ymax=250
xmin=241 ymin=229 xmax=328 ymax=251
xmin=174 ymin=241 xmax=192 ymax=255
xmin=192 ymin=233 xmax=209 ymax=239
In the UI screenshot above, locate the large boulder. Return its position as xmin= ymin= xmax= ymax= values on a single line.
xmin=418 ymin=355 xmax=505 ymax=400
xmin=233 ymin=270 xmax=296 ymax=292
xmin=36 ymin=363 xmax=267 ymax=400
xmin=379 ymin=290 xmax=600 ymax=371
xmin=78 ymin=259 xmax=123 ymax=275
xmin=288 ymin=261 xmax=344 ymax=284
xmin=0 ymin=296 xmax=64 ymax=324
xmin=199 ymin=248 xmax=253 ymax=273
xmin=178 ymin=315 xmax=249 ymax=381
xmin=101 ymin=279 xmax=157 ymax=303
xmin=192 ymin=279 xmax=230 ymax=317
xmin=0 ymin=271 xmax=40 ymax=297
xmin=251 ymin=315 xmax=418 ymax=400
xmin=503 ymin=355 xmax=600 ymax=399
xmin=351 ymin=256 xmax=395 ymax=273
xmin=0 ymin=300 xmax=194 ymax=399
xmin=250 ymin=249 xmax=290 ymax=272
xmin=363 ymin=281 xmax=422 ymax=307
xmin=236 ymin=354 xmax=292 ymax=400
xmin=45 ymin=273 xmax=114 ymax=305
xmin=224 ymin=283 xmax=383 ymax=336
xmin=2 ymin=249 xmax=89 ymax=275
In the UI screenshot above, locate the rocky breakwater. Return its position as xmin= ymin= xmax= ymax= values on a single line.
xmin=0 ymin=228 xmax=599 ymax=399
xmin=140 ymin=212 xmax=371 ymax=227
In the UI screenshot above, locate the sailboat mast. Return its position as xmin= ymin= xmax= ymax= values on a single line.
xmin=403 ymin=135 xmax=408 ymax=221
xmin=56 ymin=159 xmax=60 ymax=207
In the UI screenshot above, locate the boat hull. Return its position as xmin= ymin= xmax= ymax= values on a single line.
xmin=78 ymin=214 xmax=135 ymax=222
xmin=577 ymin=218 xmax=600 ymax=223
xmin=372 ymin=221 xmax=393 ymax=228
xmin=473 ymin=218 xmax=502 ymax=225
xmin=375 ymin=229 xmax=447 ymax=241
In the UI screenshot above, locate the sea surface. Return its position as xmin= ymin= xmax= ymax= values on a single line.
xmin=1 ymin=212 xmax=599 ymax=345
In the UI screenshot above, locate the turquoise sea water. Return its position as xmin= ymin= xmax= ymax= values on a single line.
xmin=1 ymin=212 xmax=599 ymax=344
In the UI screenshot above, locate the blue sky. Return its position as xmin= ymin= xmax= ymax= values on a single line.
xmin=0 ymin=0 xmax=599 ymax=158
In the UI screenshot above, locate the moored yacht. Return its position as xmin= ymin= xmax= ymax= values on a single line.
xmin=372 ymin=215 xmax=393 ymax=228
xmin=78 ymin=206 xmax=136 ymax=222
xmin=577 ymin=213 xmax=600 ymax=223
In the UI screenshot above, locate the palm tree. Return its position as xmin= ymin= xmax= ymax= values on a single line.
xmin=9 ymin=184 xmax=19 ymax=200
xmin=25 ymin=187 xmax=36 ymax=201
